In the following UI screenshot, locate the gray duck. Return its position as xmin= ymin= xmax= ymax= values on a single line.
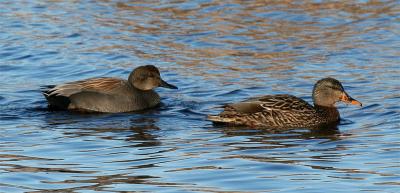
xmin=207 ymin=77 xmax=362 ymax=128
xmin=43 ymin=65 xmax=177 ymax=113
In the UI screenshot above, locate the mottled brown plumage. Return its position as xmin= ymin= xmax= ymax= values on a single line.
xmin=43 ymin=65 xmax=177 ymax=113
xmin=208 ymin=78 xmax=362 ymax=128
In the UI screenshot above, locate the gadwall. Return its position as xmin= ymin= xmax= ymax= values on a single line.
xmin=208 ymin=77 xmax=362 ymax=128
xmin=44 ymin=65 xmax=177 ymax=113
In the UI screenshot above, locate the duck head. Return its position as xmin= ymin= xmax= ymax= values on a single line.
xmin=128 ymin=65 xmax=178 ymax=90
xmin=312 ymin=77 xmax=362 ymax=107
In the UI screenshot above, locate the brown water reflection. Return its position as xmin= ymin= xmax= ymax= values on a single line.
xmin=107 ymin=0 xmax=399 ymax=77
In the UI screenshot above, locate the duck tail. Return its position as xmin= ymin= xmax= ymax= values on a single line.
xmin=207 ymin=115 xmax=236 ymax=123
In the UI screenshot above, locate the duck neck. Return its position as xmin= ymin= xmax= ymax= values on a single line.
xmin=314 ymin=104 xmax=340 ymax=122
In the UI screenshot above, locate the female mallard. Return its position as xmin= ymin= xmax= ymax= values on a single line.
xmin=208 ymin=77 xmax=362 ymax=128
xmin=44 ymin=65 xmax=177 ymax=113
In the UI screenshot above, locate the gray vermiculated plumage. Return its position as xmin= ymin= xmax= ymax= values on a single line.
xmin=43 ymin=65 xmax=177 ymax=113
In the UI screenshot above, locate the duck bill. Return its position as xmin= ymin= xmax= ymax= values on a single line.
xmin=340 ymin=92 xmax=362 ymax=107
xmin=160 ymin=79 xmax=178 ymax=89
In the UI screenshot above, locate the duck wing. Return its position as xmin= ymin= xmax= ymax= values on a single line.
xmin=224 ymin=94 xmax=314 ymax=114
xmin=43 ymin=78 xmax=127 ymax=110
xmin=209 ymin=94 xmax=318 ymax=128
xmin=43 ymin=77 xmax=126 ymax=98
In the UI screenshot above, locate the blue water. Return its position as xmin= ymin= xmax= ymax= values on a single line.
xmin=1 ymin=1 xmax=399 ymax=192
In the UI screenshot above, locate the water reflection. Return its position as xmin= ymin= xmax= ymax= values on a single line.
xmin=1 ymin=0 xmax=399 ymax=192
xmin=111 ymin=0 xmax=399 ymax=79
xmin=217 ymin=124 xmax=340 ymax=138
xmin=63 ymin=118 xmax=162 ymax=147
xmin=39 ymin=174 xmax=186 ymax=192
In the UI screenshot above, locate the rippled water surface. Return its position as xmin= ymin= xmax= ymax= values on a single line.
xmin=1 ymin=0 xmax=399 ymax=192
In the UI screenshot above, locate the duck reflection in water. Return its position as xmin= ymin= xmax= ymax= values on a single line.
xmin=208 ymin=77 xmax=362 ymax=129
xmin=42 ymin=109 xmax=163 ymax=148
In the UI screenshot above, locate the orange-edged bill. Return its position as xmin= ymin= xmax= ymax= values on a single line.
xmin=341 ymin=92 xmax=362 ymax=106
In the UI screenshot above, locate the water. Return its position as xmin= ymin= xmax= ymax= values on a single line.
xmin=1 ymin=0 xmax=399 ymax=192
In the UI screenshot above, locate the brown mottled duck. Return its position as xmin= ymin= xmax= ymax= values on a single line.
xmin=208 ymin=77 xmax=362 ymax=128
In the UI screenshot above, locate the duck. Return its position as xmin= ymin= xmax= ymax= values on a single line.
xmin=43 ymin=65 xmax=177 ymax=113
xmin=207 ymin=77 xmax=362 ymax=128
